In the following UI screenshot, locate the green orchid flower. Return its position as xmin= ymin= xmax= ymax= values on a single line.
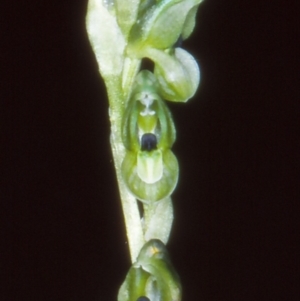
xmin=122 ymin=70 xmax=179 ymax=203
xmin=126 ymin=0 xmax=202 ymax=102
xmin=118 ymin=239 xmax=181 ymax=301
xmin=152 ymin=46 xmax=200 ymax=102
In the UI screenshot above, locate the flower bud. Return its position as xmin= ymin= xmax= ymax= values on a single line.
xmin=118 ymin=240 xmax=182 ymax=301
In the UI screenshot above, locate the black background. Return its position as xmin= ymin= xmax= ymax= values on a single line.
xmin=1 ymin=1 xmax=298 ymax=300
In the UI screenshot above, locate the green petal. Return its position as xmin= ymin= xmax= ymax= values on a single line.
xmin=144 ymin=47 xmax=200 ymax=102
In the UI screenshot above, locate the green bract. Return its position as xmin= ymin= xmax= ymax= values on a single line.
xmin=118 ymin=239 xmax=182 ymax=301
xmin=122 ymin=71 xmax=179 ymax=203
xmin=127 ymin=0 xmax=203 ymax=53
xmin=114 ymin=0 xmax=141 ymax=38
xmin=86 ymin=0 xmax=126 ymax=77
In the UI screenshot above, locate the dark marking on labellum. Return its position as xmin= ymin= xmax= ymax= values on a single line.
xmin=137 ymin=297 xmax=150 ymax=301
xmin=141 ymin=133 xmax=157 ymax=151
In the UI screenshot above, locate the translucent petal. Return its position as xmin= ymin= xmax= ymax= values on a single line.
xmin=142 ymin=47 xmax=200 ymax=102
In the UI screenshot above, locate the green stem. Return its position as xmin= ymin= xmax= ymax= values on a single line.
xmin=104 ymin=60 xmax=144 ymax=263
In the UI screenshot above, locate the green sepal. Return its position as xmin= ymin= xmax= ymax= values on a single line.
xmin=127 ymin=0 xmax=203 ymax=55
xmin=118 ymin=239 xmax=182 ymax=301
xmin=118 ymin=265 xmax=152 ymax=301
xmin=122 ymin=149 xmax=179 ymax=203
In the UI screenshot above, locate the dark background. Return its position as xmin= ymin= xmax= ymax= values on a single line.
xmin=1 ymin=1 xmax=298 ymax=300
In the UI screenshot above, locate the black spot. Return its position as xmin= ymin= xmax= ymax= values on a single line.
xmin=137 ymin=297 xmax=150 ymax=301
xmin=141 ymin=133 xmax=157 ymax=151
xmin=140 ymin=58 xmax=154 ymax=72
